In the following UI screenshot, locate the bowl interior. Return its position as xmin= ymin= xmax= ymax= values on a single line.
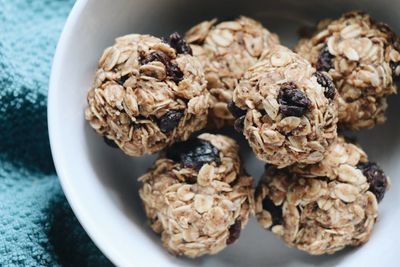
xmin=49 ymin=0 xmax=400 ymax=266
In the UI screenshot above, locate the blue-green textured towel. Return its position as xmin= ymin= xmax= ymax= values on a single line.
xmin=0 ymin=0 xmax=112 ymax=266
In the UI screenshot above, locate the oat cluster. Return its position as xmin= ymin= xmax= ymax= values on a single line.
xmin=139 ymin=134 xmax=253 ymax=257
xmin=233 ymin=45 xmax=338 ymax=168
xmin=255 ymin=137 xmax=389 ymax=255
xmin=186 ymin=16 xmax=280 ymax=128
xmin=295 ymin=11 xmax=400 ymax=130
xmin=85 ymin=33 xmax=209 ymax=156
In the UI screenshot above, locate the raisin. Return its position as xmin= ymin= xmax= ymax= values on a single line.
xmin=357 ymin=162 xmax=388 ymax=202
xmin=158 ymin=110 xmax=184 ymax=133
xmin=166 ymin=139 xmax=220 ymax=170
xmin=316 ymin=44 xmax=334 ymax=72
xmin=278 ymin=82 xmax=311 ymax=117
xmin=233 ymin=116 xmax=245 ymax=133
xmin=314 ymin=71 xmax=335 ymax=99
xmin=226 ymin=219 xmax=242 ymax=245
xmin=117 ymin=74 xmax=130 ymax=85
xmin=227 ymin=100 xmax=246 ymax=118
xmin=139 ymin=50 xmax=162 ymax=65
xmin=139 ymin=51 xmax=184 ymax=83
xmin=103 ymin=136 xmax=119 ymax=148
xmin=163 ymin=32 xmax=193 ymax=55
xmin=166 ymin=63 xmax=184 ymax=83
xmin=185 ymin=176 xmax=197 ymax=184
xmin=262 ymin=197 xmax=283 ymax=227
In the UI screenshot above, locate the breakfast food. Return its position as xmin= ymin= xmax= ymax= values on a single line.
xmin=85 ymin=33 xmax=209 ymax=156
xmin=139 ymin=133 xmax=253 ymax=257
xmin=255 ymin=137 xmax=389 ymax=255
xmin=295 ymin=11 xmax=400 ymax=130
xmin=84 ymin=11 xmax=397 ymax=258
xmin=186 ymin=16 xmax=280 ymax=128
xmin=232 ymin=45 xmax=338 ymax=168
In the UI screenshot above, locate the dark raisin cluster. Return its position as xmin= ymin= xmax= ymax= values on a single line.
xmin=255 ymin=171 xmax=283 ymax=229
xmin=163 ymin=32 xmax=193 ymax=55
xmin=314 ymin=71 xmax=336 ymax=99
xmin=227 ymin=100 xmax=246 ymax=118
xmin=158 ymin=110 xmax=184 ymax=133
xmin=278 ymin=82 xmax=311 ymax=117
xmin=316 ymin=45 xmax=334 ymax=72
xmin=226 ymin=219 xmax=242 ymax=245
xmin=139 ymin=50 xmax=184 ymax=83
xmin=166 ymin=138 xmax=221 ymax=170
xmin=357 ymin=162 xmax=388 ymax=202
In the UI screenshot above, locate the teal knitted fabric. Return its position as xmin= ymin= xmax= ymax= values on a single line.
xmin=0 ymin=0 xmax=112 ymax=266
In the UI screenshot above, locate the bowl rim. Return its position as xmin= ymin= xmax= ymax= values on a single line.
xmin=48 ymin=0 xmax=121 ymax=266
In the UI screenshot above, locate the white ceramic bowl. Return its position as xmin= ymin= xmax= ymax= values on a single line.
xmin=48 ymin=0 xmax=400 ymax=266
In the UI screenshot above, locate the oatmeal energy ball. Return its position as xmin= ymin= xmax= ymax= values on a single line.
xmin=255 ymin=137 xmax=389 ymax=255
xmin=139 ymin=133 xmax=253 ymax=257
xmin=185 ymin=16 xmax=280 ymax=128
xmin=85 ymin=33 xmax=209 ymax=156
xmin=295 ymin=11 xmax=400 ymax=130
xmin=233 ymin=45 xmax=338 ymax=168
